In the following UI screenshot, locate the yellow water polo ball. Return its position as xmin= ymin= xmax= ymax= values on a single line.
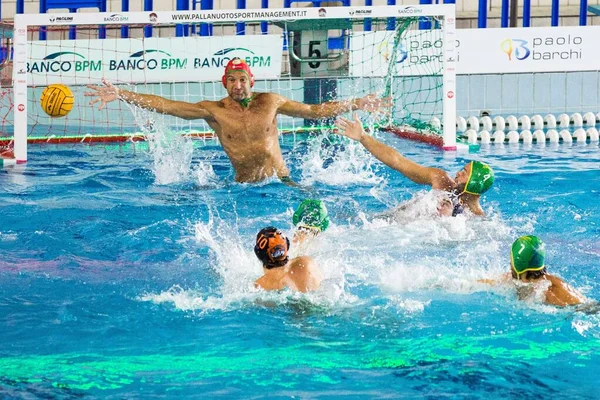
xmin=40 ymin=84 xmax=74 ymax=117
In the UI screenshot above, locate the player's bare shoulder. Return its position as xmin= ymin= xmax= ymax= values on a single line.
xmin=195 ymin=99 xmax=226 ymax=120
xmin=431 ymin=168 xmax=455 ymax=191
xmin=290 ymin=256 xmax=316 ymax=274
xmin=198 ymin=99 xmax=224 ymax=110
xmin=254 ymin=92 xmax=285 ymax=106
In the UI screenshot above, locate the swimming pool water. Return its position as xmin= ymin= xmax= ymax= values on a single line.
xmin=1 ymin=132 xmax=599 ymax=398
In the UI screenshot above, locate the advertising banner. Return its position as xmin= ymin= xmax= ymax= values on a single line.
xmin=350 ymin=25 xmax=600 ymax=76
xmin=17 ymin=6 xmax=454 ymax=26
xmin=350 ymin=29 xmax=443 ymax=77
xmin=26 ymin=35 xmax=283 ymax=85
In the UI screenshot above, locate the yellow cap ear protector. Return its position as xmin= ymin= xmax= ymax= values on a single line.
xmin=254 ymin=227 xmax=290 ymax=269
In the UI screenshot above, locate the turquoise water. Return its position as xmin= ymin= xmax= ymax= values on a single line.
xmin=1 ymin=131 xmax=599 ymax=398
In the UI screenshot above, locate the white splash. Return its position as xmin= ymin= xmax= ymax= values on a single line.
xmin=192 ymin=161 xmax=218 ymax=187
xmin=132 ymin=107 xmax=194 ymax=185
xmin=0 ymin=232 xmax=18 ymax=241
xmin=572 ymin=319 xmax=593 ymax=336
xmin=142 ymin=215 xmax=358 ymax=313
xmin=386 ymin=295 xmax=430 ymax=314
xmin=141 ymin=193 xmax=527 ymax=316
xmin=330 ymin=205 xmax=515 ymax=297
xmin=299 ymin=133 xmax=384 ymax=186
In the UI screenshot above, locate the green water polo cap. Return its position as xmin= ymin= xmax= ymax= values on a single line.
xmin=293 ymin=199 xmax=330 ymax=232
xmin=463 ymin=161 xmax=495 ymax=195
xmin=511 ymin=235 xmax=546 ymax=276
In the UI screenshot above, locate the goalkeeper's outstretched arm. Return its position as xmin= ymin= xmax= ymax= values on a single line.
xmin=85 ymin=78 xmax=213 ymax=121
xmin=276 ymin=93 xmax=391 ymax=120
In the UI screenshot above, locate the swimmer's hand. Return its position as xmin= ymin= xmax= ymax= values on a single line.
xmin=335 ymin=114 xmax=365 ymax=142
xmin=84 ymin=78 xmax=119 ymax=111
xmin=356 ymin=94 xmax=392 ymax=113
xmin=478 ymin=273 xmax=511 ymax=286
xmin=280 ymin=176 xmax=300 ymax=188
xmin=477 ymin=279 xmax=498 ymax=285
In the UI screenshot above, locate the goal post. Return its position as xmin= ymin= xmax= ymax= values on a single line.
xmin=9 ymin=5 xmax=457 ymax=163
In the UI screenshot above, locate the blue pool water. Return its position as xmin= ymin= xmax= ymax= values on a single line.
xmin=1 ymin=131 xmax=599 ymax=398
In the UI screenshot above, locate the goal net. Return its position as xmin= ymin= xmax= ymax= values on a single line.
xmin=5 ymin=5 xmax=457 ymax=164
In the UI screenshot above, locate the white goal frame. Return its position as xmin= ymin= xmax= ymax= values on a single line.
xmin=12 ymin=5 xmax=457 ymax=163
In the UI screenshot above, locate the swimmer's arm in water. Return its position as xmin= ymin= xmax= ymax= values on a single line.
xmin=477 ymin=273 xmax=512 ymax=285
xmin=335 ymin=115 xmax=454 ymax=190
xmin=574 ymin=301 xmax=600 ymax=314
xmin=545 ymin=275 xmax=586 ymax=307
xmin=279 ymin=176 xmax=300 ymax=187
xmin=85 ymin=78 xmax=214 ymax=121
xmin=478 ymin=273 xmax=586 ymax=307
xmin=276 ymin=94 xmax=392 ymax=119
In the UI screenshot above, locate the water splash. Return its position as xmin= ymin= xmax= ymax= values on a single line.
xmin=330 ymin=203 xmax=515 ymax=297
xmin=192 ymin=160 xmax=218 ymax=187
xmin=299 ymin=132 xmax=384 ymax=186
xmin=132 ymin=107 xmax=194 ymax=185
xmin=193 ymin=215 xmax=258 ymax=294
xmin=141 ymin=211 xmax=362 ymax=312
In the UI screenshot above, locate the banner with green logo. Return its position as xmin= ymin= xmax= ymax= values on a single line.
xmin=27 ymin=35 xmax=283 ymax=85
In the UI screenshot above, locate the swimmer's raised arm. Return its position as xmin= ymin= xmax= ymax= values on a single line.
xmin=85 ymin=78 xmax=214 ymax=121
xmin=335 ymin=114 xmax=454 ymax=190
xmin=276 ymin=94 xmax=391 ymax=119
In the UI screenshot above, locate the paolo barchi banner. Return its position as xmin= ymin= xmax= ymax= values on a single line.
xmin=350 ymin=25 xmax=600 ymax=76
